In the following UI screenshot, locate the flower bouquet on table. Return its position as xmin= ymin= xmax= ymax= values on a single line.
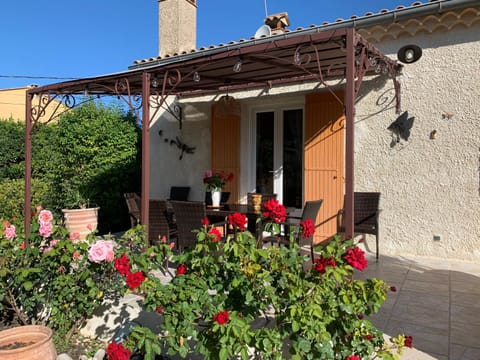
xmin=203 ymin=169 xmax=234 ymax=191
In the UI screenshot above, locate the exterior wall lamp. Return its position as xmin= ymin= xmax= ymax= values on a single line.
xmin=397 ymin=44 xmax=422 ymax=64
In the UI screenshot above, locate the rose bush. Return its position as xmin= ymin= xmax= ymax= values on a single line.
xmin=0 ymin=206 xmax=138 ymax=341
xmin=106 ymin=202 xmax=412 ymax=360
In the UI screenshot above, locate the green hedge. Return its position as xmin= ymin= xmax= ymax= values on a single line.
xmin=0 ymin=99 xmax=141 ymax=233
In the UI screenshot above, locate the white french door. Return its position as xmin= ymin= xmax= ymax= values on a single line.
xmin=252 ymin=107 xmax=303 ymax=209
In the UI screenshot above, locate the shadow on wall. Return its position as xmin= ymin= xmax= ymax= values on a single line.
xmin=387 ymin=111 xmax=414 ymax=147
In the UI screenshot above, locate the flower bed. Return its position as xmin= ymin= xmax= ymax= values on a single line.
xmin=105 ymin=204 xmax=411 ymax=360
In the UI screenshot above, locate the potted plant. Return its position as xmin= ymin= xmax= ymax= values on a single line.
xmin=61 ymin=189 xmax=100 ymax=241
xmin=0 ymin=207 xmax=128 ymax=355
xmin=203 ymin=169 xmax=234 ymax=207
xmin=0 ymin=325 xmax=57 ymax=360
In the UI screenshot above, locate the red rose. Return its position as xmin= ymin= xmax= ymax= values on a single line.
xmin=364 ymin=334 xmax=374 ymax=341
xmin=201 ymin=217 xmax=210 ymax=226
xmin=208 ymin=227 xmax=222 ymax=242
xmin=345 ymin=356 xmax=360 ymax=360
xmin=313 ymin=256 xmax=336 ymax=274
xmin=125 ymin=271 xmax=145 ymax=290
xmin=155 ymin=306 xmax=163 ymax=314
xmin=262 ymin=199 xmax=287 ymax=223
xmin=114 ymin=253 xmax=131 ymax=276
xmin=106 ymin=342 xmax=131 ymax=360
xmin=404 ymin=335 xmax=413 ymax=348
xmin=390 ymin=286 xmax=397 ymax=292
xmin=343 ymin=246 xmax=368 ymax=271
xmin=227 ymin=212 xmax=248 ymax=231
xmin=300 ymin=218 xmax=315 ymax=238
xmin=176 ymin=264 xmax=187 ymax=276
xmin=213 ymin=310 xmax=229 ymax=325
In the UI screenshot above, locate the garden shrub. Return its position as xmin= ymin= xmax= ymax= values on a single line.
xmin=0 ymin=100 xmax=141 ymax=233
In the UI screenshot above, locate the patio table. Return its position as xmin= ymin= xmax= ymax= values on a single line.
xmin=205 ymin=204 xmax=263 ymax=235
xmin=206 ymin=204 xmax=294 ymax=236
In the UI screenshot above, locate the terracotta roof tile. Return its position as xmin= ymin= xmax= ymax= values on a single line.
xmin=132 ymin=0 xmax=471 ymax=65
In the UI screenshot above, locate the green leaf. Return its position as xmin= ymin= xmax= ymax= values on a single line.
xmin=23 ymin=281 xmax=33 ymax=290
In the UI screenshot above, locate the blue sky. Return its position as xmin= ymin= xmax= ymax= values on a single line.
xmin=1 ymin=0 xmax=408 ymax=89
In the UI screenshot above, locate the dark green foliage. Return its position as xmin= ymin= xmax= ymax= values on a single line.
xmin=0 ymin=118 xmax=25 ymax=179
xmin=0 ymin=178 xmax=49 ymax=221
xmin=0 ymin=99 xmax=141 ymax=233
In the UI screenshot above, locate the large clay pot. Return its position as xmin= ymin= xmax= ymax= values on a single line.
xmin=62 ymin=207 xmax=100 ymax=241
xmin=0 ymin=325 xmax=57 ymax=360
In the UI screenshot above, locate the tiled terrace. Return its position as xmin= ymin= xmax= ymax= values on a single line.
xmin=358 ymin=252 xmax=480 ymax=360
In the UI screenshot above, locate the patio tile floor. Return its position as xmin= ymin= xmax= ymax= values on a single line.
xmin=358 ymin=252 xmax=480 ymax=359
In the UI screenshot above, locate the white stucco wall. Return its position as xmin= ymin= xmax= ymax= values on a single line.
xmin=149 ymin=100 xmax=212 ymax=202
xmin=355 ymin=26 xmax=480 ymax=261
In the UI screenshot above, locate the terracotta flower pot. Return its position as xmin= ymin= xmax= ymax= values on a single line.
xmin=0 ymin=325 xmax=57 ymax=360
xmin=62 ymin=207 xmax=100 ymax=241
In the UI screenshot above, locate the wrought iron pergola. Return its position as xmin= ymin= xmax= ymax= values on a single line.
xmin=25 ymin=27 xmax=402 ymax=239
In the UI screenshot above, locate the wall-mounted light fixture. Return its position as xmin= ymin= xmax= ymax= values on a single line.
xmin=193 ymin=71 xmax=200 ymax=82
xmin=151 ymin=76 xmax=160 ymax=88
xmin=233 ymin=59 xmax=243 ymax=73
xmin=397 ymin=44 xmax=422 ymax=64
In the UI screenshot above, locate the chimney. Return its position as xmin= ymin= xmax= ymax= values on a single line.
xmin=264 ymin=12 xmax=290 ymax=35
xmin=158 ymin=0 xmax=197 ymax=57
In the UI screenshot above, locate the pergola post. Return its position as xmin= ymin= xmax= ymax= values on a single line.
xmin=141 ymin=72 xmax=151 ymax=242
xmin=344 ymin=28 xmax=356 ymax=239
xmin=24 ymin=93 xmax=33 ymax=245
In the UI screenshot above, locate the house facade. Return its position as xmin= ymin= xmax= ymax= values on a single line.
xmin=145 ymin=0 xmax=480 ymax=261
xmin=0 ymin=85 xmax=64 ymax=121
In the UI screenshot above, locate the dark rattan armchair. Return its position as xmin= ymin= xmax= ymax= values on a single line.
xmin=337 ymin=192 xmax=381 ymax=261
xmin=123 ymin=193 xmax=178 ymax=245
xmin=258 ymin=199 xmax=323 ymax=260
xmin=170 ymin=200 xmax=226 ymax=251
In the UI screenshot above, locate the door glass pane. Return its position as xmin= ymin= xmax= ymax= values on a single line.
xmin=283 ymin=109 xmax=303 ymax=208
xmin=256 ymin=112 xmax=274 ymax=193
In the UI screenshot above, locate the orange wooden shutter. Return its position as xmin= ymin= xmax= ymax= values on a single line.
xmin=304 ymin=91 xmax=345 ymax=244
xmin=211 ymin=104 xmax=241 ymax=203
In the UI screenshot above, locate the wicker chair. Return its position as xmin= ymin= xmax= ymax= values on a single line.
xmin=148 ymin=200 xmax=178 ymax=245
xmin=258 ymin=200 xmax=323 ymax=261
xmin=170 ymin=200 xmax=225 ymax=251
xmin=124 ymin=192 xmax=141 ymax=228
xmin=123 ymin=193 xmax=178 ymax=245
xmin=337 ymin=192 xmax=381 ymax=261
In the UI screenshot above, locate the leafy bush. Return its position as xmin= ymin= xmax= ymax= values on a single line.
xmin=0 ymin=207 xmax=146 ymax=339
xmin=107 ymin=209 xmax=411 ymax=360
xmin=0 ymin=118 xmax=25 ymax=179
xmin=0 ymin=100 xmax=141 ymax=233
xmin=0 ymin=178 xmax=49 ymax=220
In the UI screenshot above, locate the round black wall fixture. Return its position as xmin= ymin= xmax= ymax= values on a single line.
xmin=397 ymin=44 xmax=422 ymax=64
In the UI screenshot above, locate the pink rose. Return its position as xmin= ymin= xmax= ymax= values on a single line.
xmin=69 ymin=232 xmax=80 ymax=241
xmin=50 ymin=239 xmax=59 ymax=247
xmin=35 ymin=205 xmax=43 ymax=212
xmin=38 ymin=209 xmax=53 ymax=225
xmin=39 ymin=222 xmax=53 ymax=238
xmin=88 ymin=240 xmax=115 ymax=263
xmin=43 ymin=247 xmax=53 ymax=254
xmin=4 ymin=225 xmax=16 ymax=240
xmin=73 ymin=252 xmax=80 ymax=259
